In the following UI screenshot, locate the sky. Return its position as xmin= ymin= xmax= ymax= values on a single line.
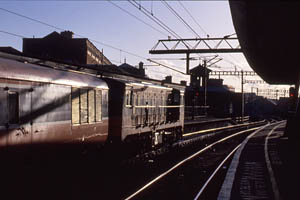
xmin=0 ymin=1 xmax=289 ymax=97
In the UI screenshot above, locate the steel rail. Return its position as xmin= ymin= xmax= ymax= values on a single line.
xmin=193 ymin=143 xmax=242 ymax=200
xmin=217 ymin=121 xmax=285 ymax=200
xmin=264 ymin=123 xmax=284 ymax=200
xmin=124 ymin=123 xmax=268 ymax=200
xmin=194 ymin=121 xmax=283 ymax=199
xmin=183 ymin=120 xmax=266 ymax=138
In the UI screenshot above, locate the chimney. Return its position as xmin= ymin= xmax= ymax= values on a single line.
xmin=139 ymin=62 xmax=145 ymax=76
xmin=60 ymin=31 xmax=74 ymax=39
xmin=164 ymin=76 xmax=172 ymax=83
xmin=180 ymin=80 xmax=187 ymax=86
xmin=139 ymin=62 xmax=144 ymax=70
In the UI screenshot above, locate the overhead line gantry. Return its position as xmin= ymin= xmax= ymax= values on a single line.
xmin=149 ymin=37 xmax=242 ymax=74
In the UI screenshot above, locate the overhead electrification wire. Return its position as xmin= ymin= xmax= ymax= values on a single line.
xmin=128 ymin=0 xmax=182 ymax=40
xmin=0 ymin=6 xmax=146 ymax=60
xmin=107 ymin=1 xmax=168 ymax=37
xmin=0 ymin=6 xmax=189 ymax=75
xmin=0 ymin=7 xmax=65 ymax=32
xmin=178 ymin=1 xmax=208 ymax=37
xmin=162 ymin=1 xmax=201 ymax=38
xmin=147 ymin=59 xmax=185 ymax=75
xmin=176 ymin=2 xmax=244 ymax=70
xmin=0 ymin=30 xmax=26 ymax=38
xmin=161 ymin=0 xmax=214 ymax=67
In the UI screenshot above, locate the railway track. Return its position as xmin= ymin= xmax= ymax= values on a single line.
xmin=1 ymin=120 xmax=279 ymax=200
xmin=123 ymin=121 xmax=284 ymax=200
xmin=133 ymin=120 xmax=267 ymax=162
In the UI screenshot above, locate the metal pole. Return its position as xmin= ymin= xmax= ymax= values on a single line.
xmin=285 ymin=78 xmax=300 ymax=137
xmin=204 ymin=60 xmax=207 ymax=116
xmin=241 ymin=70 xmax=244 ymax=122
xmin=101 ymin=48 xmax=104 ymax=65
xmin=186 ymin=53 xmax=190 ymax=74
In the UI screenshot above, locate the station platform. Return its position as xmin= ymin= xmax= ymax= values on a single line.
xmin=217 ymin=122 xmax=288 ymax=200
xmin=184 ymin=117 xmax=233 ymax=125
xmin=184 ymin=117 xmax=233 ymax=134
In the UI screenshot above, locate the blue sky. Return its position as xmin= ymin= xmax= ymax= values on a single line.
xmin=0 ymin=1 xmax=289 ymax=96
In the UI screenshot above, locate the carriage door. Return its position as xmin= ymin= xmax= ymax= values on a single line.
xmin=2 ymin=85 xmax=33 ymax=147
xmin=17 ymin=86 xmax=33 ymax=146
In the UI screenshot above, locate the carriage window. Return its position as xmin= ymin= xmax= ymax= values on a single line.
xmin=71 ymin=88 xmax=80 ymax=124
xmin=80 ymin=89 xmax=88 ymax=123
xmin=72 ymin=88 xmax=102 ymax=124
xmin=8 ymin=92 xmax=19 ymax=124
xmin=88 ymin=90 xmax=96 ymax=123
xmin=102 ymin=90 xmax=109 ymax=119
xmin=95 ymin=90 xmax=102 ymax=122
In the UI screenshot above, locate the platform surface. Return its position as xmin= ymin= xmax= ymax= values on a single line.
xmin=218 ymin=122 xmax=288 ymax=200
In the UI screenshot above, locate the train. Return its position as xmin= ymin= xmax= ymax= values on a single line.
xmin=0 ymin=54 xmax=184 ymax=153
xmin=0 ymin=51 xmax=287 ymax=156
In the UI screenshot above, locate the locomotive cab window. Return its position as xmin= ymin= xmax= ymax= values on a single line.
xmin=126 ymin=90 xmax=133 ymax=106
xmin=8 ymin=91 xmax=19 ymax=124
xmin=173 ymin=92 xmax=180 ymax=104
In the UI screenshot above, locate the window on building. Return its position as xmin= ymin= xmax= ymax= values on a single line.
xmin=8 ymin=92 xmax=19 ymax=124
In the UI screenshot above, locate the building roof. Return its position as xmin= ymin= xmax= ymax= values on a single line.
xmin=85 ymin=64 xmax=130 ymax=75
xmin=0 ymin=47 xmax=22 ymax=55
xmin=118 ymin=63 xmax=146 ymax=78
xmin=190 ymin=64 xmax=212 ymax=76
xmin=23 ymin=31 xmax=112 ymax=65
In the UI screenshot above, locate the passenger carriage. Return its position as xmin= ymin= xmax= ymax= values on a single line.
xmin=0 ymin=57 xmax=109 ymax=150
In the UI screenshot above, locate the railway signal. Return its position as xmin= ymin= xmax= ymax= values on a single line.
xmin=289 ymin=87 xmax=296 ymax=98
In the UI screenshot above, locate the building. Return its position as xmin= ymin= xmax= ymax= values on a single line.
xmin=118 ymin=62 xmax=146 ymax=78
xmin=189 ymin=64 xmax=212 ymax=87
xmin=23 ymin=31 xmax=112 ymax=65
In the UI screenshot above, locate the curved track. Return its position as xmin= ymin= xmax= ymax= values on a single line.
xmin=124 ymin=121 xmax=284 ymax=200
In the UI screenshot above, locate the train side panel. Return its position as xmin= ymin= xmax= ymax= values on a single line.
xmin=0 ymin=56 xmax=109 ymax=150
xmin=104 ymin=78 xmax=184 ymax=150
xmin=70 ymin=87 xmax=109 ymax=144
